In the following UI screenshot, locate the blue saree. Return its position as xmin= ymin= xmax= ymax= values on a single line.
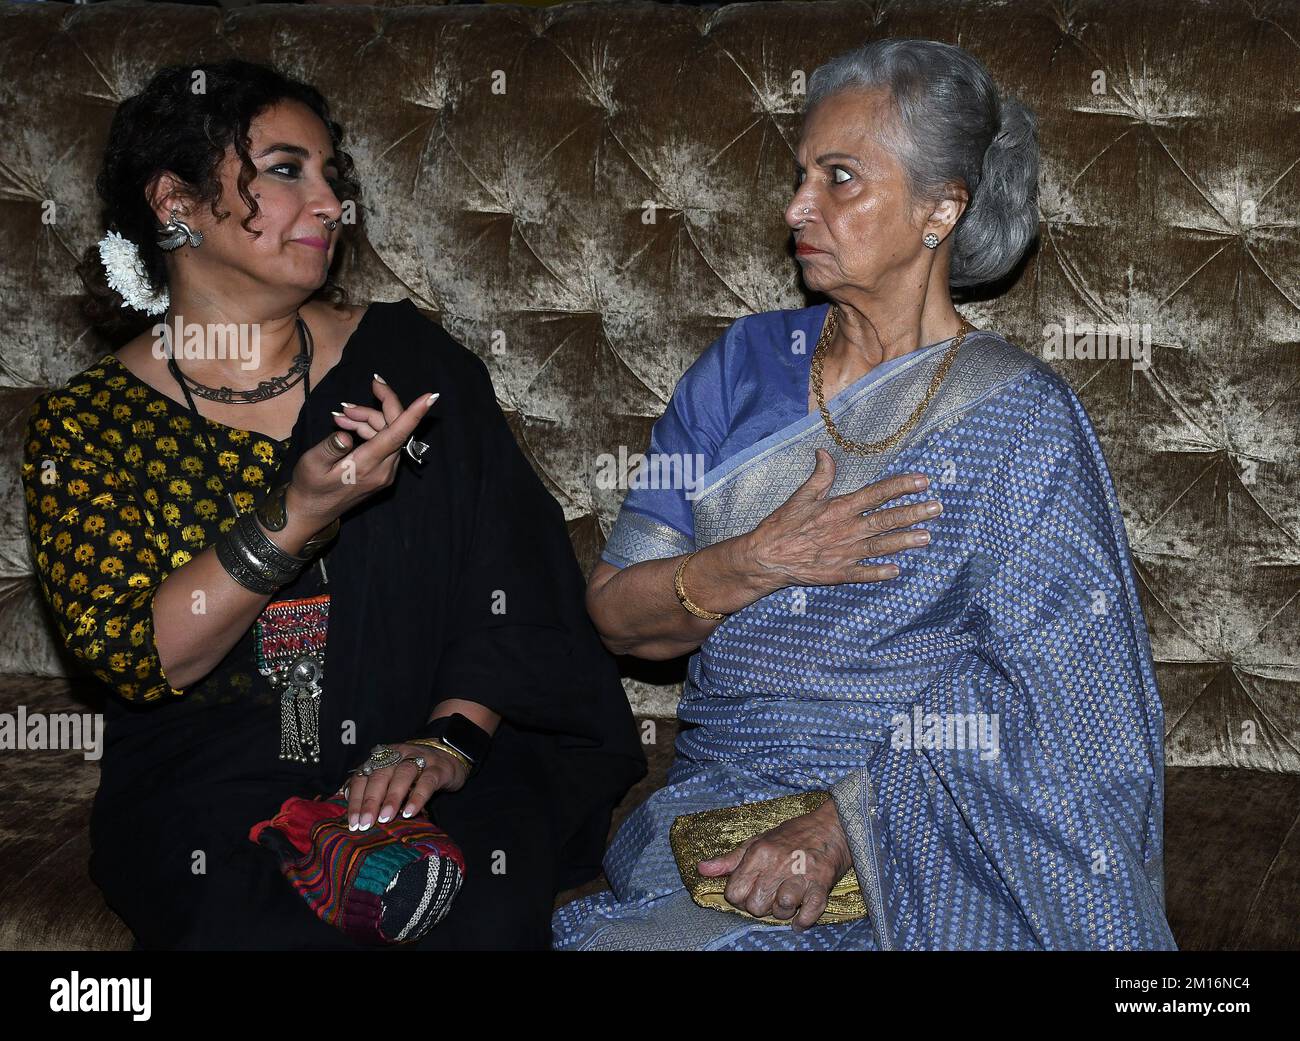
xmin=553 ymin=303 xmax=1176 ymax=951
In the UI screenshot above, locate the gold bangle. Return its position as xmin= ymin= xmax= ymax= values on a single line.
xmin=674 ymin=551 xmax=726 ymax=620
xmin=408 ymin=737 xmax=472 ymax=771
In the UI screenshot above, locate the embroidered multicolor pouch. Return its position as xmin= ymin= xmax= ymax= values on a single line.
xmin=249 ymin=793 xmax=466 ymax=946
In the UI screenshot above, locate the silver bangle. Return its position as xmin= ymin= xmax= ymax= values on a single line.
xmin=215 ymin=528 xmax=280 ymax=594
xmin=236 ymin=509 xmax=312 ymax=573
xmin=241 ymin=513 xmax=305 ymax=587
xmin=214 ymin=513 xmax=307 ymax=594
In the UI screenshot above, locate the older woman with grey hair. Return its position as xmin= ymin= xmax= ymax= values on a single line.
xmin=553 ymin=38 xmax=1175 ymax=950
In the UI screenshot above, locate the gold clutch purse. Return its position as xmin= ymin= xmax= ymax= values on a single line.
xmin=669 ymin=789 xmax=868 ymax=926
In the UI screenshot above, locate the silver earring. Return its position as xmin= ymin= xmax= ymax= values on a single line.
xmin=157 ymin=209 xmax=202 ymax=250
xmin=923 ymin=232 xmax=940 ymax=249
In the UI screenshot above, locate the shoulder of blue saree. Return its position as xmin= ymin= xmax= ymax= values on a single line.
xmin=598 ymin=304 xmax=829 ymax=570
xmin=949 ymin=334 xmax=1109 ymax=481
xmin=913 ymin=333 xmax=1124 ymax=546
xmin=664 ymin=302 xmax=836 ymax=477
xmin=711 ymin=303 xmax=831 ymax=465
xmin=968 ymin=341 xmax=1135 ymax=577
xmin=672 ymin=301 xmax=830 ymax=453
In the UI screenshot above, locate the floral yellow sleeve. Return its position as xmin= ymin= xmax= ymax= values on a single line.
xmin=20 ymin=391 xmax=185 ymax=703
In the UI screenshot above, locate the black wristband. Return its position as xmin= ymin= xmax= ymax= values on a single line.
xmin=416 ymin=713 xmax=491 ymax=778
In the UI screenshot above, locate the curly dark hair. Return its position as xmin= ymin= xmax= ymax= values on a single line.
xmin=77 ymin=58 xmax=364 ymax=345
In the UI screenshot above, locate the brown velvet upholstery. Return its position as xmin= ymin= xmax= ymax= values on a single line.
xmin=0 ymin=0 xmax=1295 ymax=949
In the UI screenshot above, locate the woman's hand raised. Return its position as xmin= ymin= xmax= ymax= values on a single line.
xmin=284 ymin=373 xmax=439 ymax=530
xmin=745 ymin=447 xmax=941 ymax=587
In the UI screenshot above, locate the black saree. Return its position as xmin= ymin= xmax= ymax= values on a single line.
xmin=89 ymin=298 xmax=645 ymax=950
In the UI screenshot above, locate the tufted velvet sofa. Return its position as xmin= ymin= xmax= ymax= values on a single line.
xmin=1 ymin=0 xmax=1297 ymax=950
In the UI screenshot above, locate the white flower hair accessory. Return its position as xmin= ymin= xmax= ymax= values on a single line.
xmin=97 ymin=229 xmax=168 ymax=315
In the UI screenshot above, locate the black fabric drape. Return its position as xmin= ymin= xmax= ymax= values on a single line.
xmin=271 ymin=297 xmax=646 ymax=883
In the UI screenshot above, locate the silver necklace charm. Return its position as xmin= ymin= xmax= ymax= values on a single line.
xmin=254 ymin=594 xmax=330 ymax=764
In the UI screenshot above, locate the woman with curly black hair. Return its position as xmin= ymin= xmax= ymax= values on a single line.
xmin=21 ymin=59 xmax=644 ymax=950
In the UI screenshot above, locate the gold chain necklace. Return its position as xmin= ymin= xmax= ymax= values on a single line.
xmin=810 ymin=306 xmax=976 ymax=456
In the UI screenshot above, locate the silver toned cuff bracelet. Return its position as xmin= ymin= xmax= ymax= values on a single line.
xmin=215 ymin=513 xmax=308 ymax=594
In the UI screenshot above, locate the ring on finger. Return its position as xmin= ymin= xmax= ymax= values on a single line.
xmin=405 ymin=435 xmax=430 ymax=465
xmin=359 ymin=743 xmax=402 ymax=775
xmin=401 ymin=754 xmax=427 ymax=771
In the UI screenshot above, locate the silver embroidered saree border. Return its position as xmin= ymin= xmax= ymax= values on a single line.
xmin=691 ymin=332 xmax=1037 ymax=549
xmin=602 ymin=508 xmax=694 ymax=568
xmin=830 ymin=765 xmax=895 ymax=951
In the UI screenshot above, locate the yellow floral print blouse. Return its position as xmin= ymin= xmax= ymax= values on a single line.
xmin=21 ymin=353 xmax=290 ymax=704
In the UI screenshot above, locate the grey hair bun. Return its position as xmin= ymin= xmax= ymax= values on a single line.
xmin=951 ymin=95 xmax=1040 ymax=287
